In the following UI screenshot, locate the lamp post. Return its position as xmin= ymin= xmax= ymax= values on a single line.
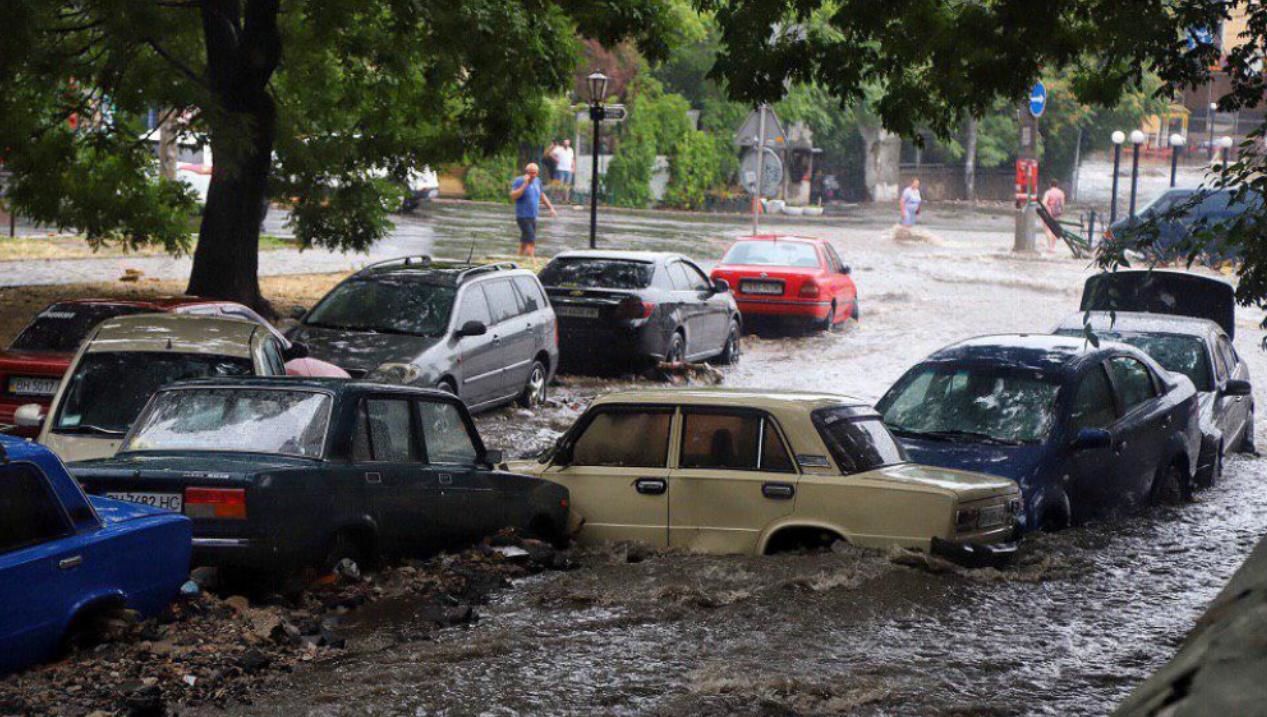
xmin=1110 ymin=131 xmax=1125 ymax=225
xmin=1128 ymin=129 xmax=1145 ymax=219
xmin=1208 ymin=102 xmax=1218 ymax=160
xmin=1169 ymin=133 xmax=1185 ymax=187
xmin=585 ymin=70 xmax=609 ymax=249
xmin=1218 ymin=135 xmax=1234 ymax=165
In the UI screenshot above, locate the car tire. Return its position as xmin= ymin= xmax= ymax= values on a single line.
xmin=1150 ymin=462 xmax=1187 ymax=506
xmin=665 ymin=332 xmax=686 ymax=364
xmin=849 ymin=300 xmax=860 ymax=322
xmin=1239 ymin=406 xmax=1256 ymax=454
xmin=437 ymin=379 xmax=458 ymax=396
xmin=818 ymin=302 xmax=836 ymax=332
xmin=713 ymin=320 xmax=741 ymax=365
xmin=518 ymin=360 xmax=548 ymax=408
xmin=324 ymin=530 xmax=369 ymax=577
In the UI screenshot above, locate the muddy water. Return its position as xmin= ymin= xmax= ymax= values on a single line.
xmin=212 ymin=206 xmax=1267 ymax=715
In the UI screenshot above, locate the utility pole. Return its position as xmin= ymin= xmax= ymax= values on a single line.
xmin=752 ymin=105 xmax=767 ymax=235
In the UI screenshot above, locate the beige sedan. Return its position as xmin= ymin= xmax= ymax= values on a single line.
xmin=512 ymin=388 xmax=1021 ymax=562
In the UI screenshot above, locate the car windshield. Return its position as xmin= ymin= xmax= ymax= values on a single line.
xmin=1056 ymin=329 xmax=1212 ymax=391
xmin=10 ymin=304 xmax=155 ymax=352
xmin=722 ymin=242 xmax=820 ymax=268
xmin=54 ymin=352 xmax=253 ymax=435
xmin=879 ymin=365 xmax=1060 ymax=445
xmin=812 ymin=409 xmax=906 ymax=472
xmin=539 ymin=258 xmax=655 ymax=289
xmin=1138 ymin=191 xmax=1193 ymax=218
xmin=122 ymin=388 xmax=332 ymax=458
xmin=304 ymin=278 xmax=456 ymax=336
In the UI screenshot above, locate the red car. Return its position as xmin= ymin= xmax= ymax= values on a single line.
xmin=710 ymin=235 xmax=858 ymax=331
xmin=0 ymin=297 xmax=345 ymax=436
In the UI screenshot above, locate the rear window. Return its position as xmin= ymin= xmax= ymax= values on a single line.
xmin=539 ymin=258 xmax=655 ymax=290
xmin=123 ymin=388 xmax=331 ymax=458
xmin=11 ymin=304 xmax=154 ymax=352
xmin=813 ymin=408 xmax=906 ymax=473
xmin=722 ymin=242 xmax=820 ymax=268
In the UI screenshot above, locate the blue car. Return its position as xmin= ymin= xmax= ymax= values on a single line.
xmin=875 ymin=335 xmax=1202 ymax=532
xmin=0 ymin=435 xmax=191 ymax=675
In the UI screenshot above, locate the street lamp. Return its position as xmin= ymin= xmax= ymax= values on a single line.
xmin=1218 ymin=135 xmax=1234 ymax=165
xmin=1128 ymin=129 xmax=1145 ymax=219
xmin=1169 ymin=133 xmax=1185 ymax=188
xmin=1110 ymin=131 xmax=1125 ymax=225
xmin=1208 ymin=102 xmax=1218 ymax=160
xmin=585 ymin=70 xmax=610 ymax=249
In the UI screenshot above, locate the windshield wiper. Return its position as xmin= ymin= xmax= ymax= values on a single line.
xmin=54 ymin=424 xmax=127 ymax=436
xmin=916 ymin=429 xmax=1023 ymax=446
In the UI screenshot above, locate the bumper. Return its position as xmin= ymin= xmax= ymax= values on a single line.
xmin=735 ymin=297 xmax=831 ymax=320
xmin=931 ymin=536 xmax=1019 ymax=568
xmin=557 ymin=322 xmax=663 ymax=364
xmin=192 ymin=536 xmax=288 ymax=569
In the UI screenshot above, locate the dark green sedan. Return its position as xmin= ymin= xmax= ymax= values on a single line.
xmin=69 ymin=377 xmax=570 ymax=573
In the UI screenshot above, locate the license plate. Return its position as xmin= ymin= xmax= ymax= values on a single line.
xmin=106 ymin=492 xmax=184 ymax=512
xmin=740 ymin=280 xmax=784 ymax=295
xmin=556 ymin=305 xmax=600 ymax=319
xmin=8 ymin=377 xmax=59 ymax=396
xmin=978 ymin=505 xmax=1008 ymax=529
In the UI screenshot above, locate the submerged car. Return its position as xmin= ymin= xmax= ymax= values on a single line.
xmin=71 ymin=378 xmax=570 ymax=573
xmin=0 ymin=435 xmax=191 ymax=676
xmin=1106 ymin=187 xmax=1262 ymax=264
xmin=289 ymin=257 xmax=557 ymax=412
xmin=510 ymin=389 xmax=1020 ymax=564
xmin=1055 ymin=272 xmax=1252 ymax=484
xmin=876 ymin=335 xmax=1202 ymax=531
xmin=24 ymin=314 xmax=289 ymax=462
xmin=539 ymin=250 xmax=741 ymax=369
xmin=710 ymin=235 xmax=858 ymax=331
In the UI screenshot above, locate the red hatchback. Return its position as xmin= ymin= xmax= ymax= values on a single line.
xmin=710 ymin=235 xmax=858 ymax=331
xmin=0 ymin=297 xmax=344 ymax=436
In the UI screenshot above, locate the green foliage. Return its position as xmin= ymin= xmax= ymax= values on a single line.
xmin=462 ymin=154 xmax=520 ymax=203
xmin=664 ymin=130 xmax=723 ymax=209
xmin=605 ymin=122 xmax=658 ymax=208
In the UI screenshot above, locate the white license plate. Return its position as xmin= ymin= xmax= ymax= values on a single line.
xmin=106 ymin=492 xmax=184 ymax=512
xmin=740 ymin=280 xmax=784 ymax=295
xmin=556 ymin=306 xmax=600 ymax=319
xmin=978 ymin=505 xmax=1008 ymax=529
xmin=8 ymin=377 xmax=59 ymax=396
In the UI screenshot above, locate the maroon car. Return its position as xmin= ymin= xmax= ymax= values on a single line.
xmin=1 ymin=297 xmax=344 ymax=436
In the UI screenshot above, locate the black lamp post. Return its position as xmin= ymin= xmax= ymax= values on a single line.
xmin=586 ymin=70 xmax=609 ymax=249
xmin=1110 ymin=131 xmax=1124 ymax=225
xmin=1128 ymin=129 xmax=1144 ymax=219
xmin=1169 ymin=133 xmax=1185 ymax=187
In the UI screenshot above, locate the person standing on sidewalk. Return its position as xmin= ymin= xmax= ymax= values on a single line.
xmin=899 ymin=178 xmax=922 ymax=226
xmin=552 ymin=139 xmax=575 ymax=203
xmin=509 ymin=163 xmax=556 ymax=258
xmin=1041 ymin=179 xmax=1066 ymax=253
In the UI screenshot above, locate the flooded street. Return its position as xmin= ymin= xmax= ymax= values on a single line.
xmin=206 ymin=203 xmax=1267 ymax=715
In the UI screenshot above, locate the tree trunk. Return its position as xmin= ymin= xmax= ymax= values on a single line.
xmin=963 ymin=116 xmax=978 ymax=202
xmin=186 ymin=0 xmax=281 ymax=315
xmin=158 ymin=112 xmax=178 ymax=181
xmin=859 ymin=125 xmax=901 ymax=202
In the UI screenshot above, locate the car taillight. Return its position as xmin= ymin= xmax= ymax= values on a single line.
xmin=799 ymin=280 xmax=820 ymax=298
xmin=616 ymin=297 xmax=655 ymax=320
xmin=185 ymin=487 xmax=247 ymax=520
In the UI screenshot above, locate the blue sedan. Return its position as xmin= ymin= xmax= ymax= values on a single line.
xmin=0 ymin=436 xmax=191 ymax=675
xmin=875 ymin=335 xmax=1202 ymax=532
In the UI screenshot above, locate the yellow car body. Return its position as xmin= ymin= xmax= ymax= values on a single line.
xmin=510 ymin=388 xmax=1021 ymax=557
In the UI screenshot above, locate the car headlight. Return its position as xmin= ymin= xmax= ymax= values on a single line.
xmin=955 ymin=508 xmax=980 ymax=532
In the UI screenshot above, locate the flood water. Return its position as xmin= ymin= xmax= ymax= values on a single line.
xmin=209 ymin=203 xmax=1267 ymax=715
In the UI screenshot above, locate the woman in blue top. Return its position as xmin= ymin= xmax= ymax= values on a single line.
xmin=899 ymin=178 xmax=922 ymax=226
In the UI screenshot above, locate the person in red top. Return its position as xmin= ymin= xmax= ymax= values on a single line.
xmin=1042 ymin=179 xmax=1066 ymax=253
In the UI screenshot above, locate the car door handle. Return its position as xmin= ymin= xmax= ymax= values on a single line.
xmin=762 ymin=482 xmax=795 ymax=500
xmin=492 ymin=336 xmax=501 ymax=345
xmin=365 ymin=472 xmax=382 ymax=485
xmin=634 ymin=478 xmax=667 ymax=495
xmin=58 ymin=555 xmax=83 ymax=570
xmin=438 ymin=473 xmax=453 ymax=486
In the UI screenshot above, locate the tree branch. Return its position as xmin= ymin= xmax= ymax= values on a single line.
xmin=145 ymin=38 xmax=207 ymax=87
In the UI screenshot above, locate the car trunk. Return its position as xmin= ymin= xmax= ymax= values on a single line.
xmin=1080 ymin=271 xmax=1236 ymax=339
xmin=0 ymin=351 xmax=72 ymax=410
xmin=712 ymin=265 xmax=820 ymax=299
xmin=545 ymin=287 xmax=650 ymax=324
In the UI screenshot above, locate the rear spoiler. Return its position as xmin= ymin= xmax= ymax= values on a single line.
xmin=1080 ymin=271 xmax=1236 ymax=339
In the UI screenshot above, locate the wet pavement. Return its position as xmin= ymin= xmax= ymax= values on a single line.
xmin=177 ymin=202 xmax=1267 ymax=715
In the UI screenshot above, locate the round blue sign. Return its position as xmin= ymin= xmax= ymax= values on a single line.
xmin=1029 ymin=81 xmax=1047 ymax=118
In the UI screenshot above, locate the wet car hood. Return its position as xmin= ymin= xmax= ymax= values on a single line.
xmin=897 ymin=436 xmax=1048 ymax=488
xmin=289 ymin=325 xmax=442 ymax=372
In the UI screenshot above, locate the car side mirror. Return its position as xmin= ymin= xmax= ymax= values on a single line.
xmin=14 ymin=404 xmax=46 ymax=429
xmin=456 ymin=320 xmax=487 ymax=338
xmin=483 ymin=449 xmax=504 ymax=467
xmin=1224 ymin=378 xmax=1252 ymax=396
xmin=841 ymin=265 xmax=852 ymax=275
xmin=1070 ymin=427 xmax=1111 ymax=451
xmin=289 ymin=305 xmax=308 ymax=321
xmin=282 ymin=341 xmax=310 ymax=360
xmin=712 ymin=278 xmax=730 ymax=293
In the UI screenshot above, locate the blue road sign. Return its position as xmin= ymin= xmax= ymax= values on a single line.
xmin=1029 ymin=81 xmax=1047 ymax=118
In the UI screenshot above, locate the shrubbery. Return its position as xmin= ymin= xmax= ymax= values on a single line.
xmin=463 ymin=154 xmax=518 ymax=202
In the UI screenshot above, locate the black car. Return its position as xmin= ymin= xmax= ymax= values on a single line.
xmin=539 ymin=250 xmax=742 ymax=369
xmin=288 ymin=257 xmax=558 ymax=412
xmin=1055 ymin=271 xmax=1254 ymax=485
xmin=70 ymin=378 xmax=570 ymax=573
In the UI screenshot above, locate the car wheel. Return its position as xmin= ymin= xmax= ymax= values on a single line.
xmin=437 ymin=379 xmax=458 ymax=396
xmin=324 ymin=531 xmax=368 ymax=578
xmin=713 ymin=321 xmax=741 ymax=365
xmin=818 ymin=302 xmax=837 ymax=333
xmin=518 ymin=361 xmax=548 ymax=408
xmin=665 ymin=332 xmax=686 ymax=364
xmin=1239 ymin=406 xmax=1256 ymax=454
xmin=1151 ymin=462 xmax=1186 ymax=506
xmin=849 ymin=300 xmax=860 ymax=322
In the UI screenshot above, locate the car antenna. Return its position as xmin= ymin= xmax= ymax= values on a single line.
xmin=466 ymin=243 xmax=475 ymax=265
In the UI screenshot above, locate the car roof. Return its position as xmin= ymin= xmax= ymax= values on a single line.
xmin=592 ymin=387 xmax=872 ymax=412
xmin=350 ymin=257 xmax=528 ymax=285
xmin=1055 ymin=311 xmax=1225 ymax=341
xmin=50 ymin=296 xmax=226 ymax=310
xmin=734 ymin=234 xmax=824 ymax=244
xmin=156 ymin=375 xmax=455 ymax=400
xmin=550 ymin=250 xmax=678 ymax=264
xmin=926 ymin=333 xmax=1117 ymax=377
xmin=87 ymin=314 xmax=260 ymax=357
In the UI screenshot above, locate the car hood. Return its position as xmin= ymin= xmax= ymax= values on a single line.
xmin=896 ymin=436 xmax=1048 ymax=487
xmin=289 ymin=325 xmax=443 ymax=373
xmin=856 ymin=462 xmax=1019 ymax=501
